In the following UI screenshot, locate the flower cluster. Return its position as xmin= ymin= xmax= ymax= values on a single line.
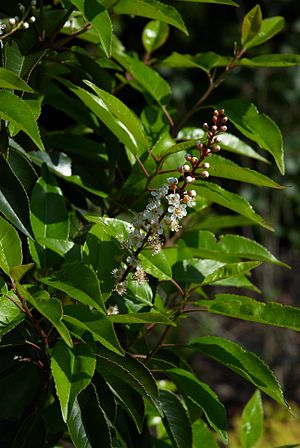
xmin=0 ymin=2 xmax=36 ymax=39
xmin=110 ymin=109 xmax=228 ymax=301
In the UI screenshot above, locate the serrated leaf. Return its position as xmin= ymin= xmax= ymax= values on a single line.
xmin=50 ymin=341 xmax=96 ymax=423
xmin=162 ymin=51 xmax=229 ymax=72
xmin=5 ymin=41 xmax=45 ymax=79
xmin=142 ymin=20 xmax=169 ymax=53
xmin=240 ymin=54 xmax=300 ymax=68
xmin=108 ymin=311 xmax=175 ymax=326
xmin=167 ymin=368 xmax=227 ymax=443
xmin=194 ymin=180 xmax=272 ymax=230
xmin=0 ymin=91 xmax=44 ymax=150
xmin=160 ymin=389 xmax=192 ymax=448
xmin=200 ymin=294 xmax=300 ymax=333
xmin=192 ymin=419 xmax=219 ymax=448
xmin=113 ymin=0 xmax=188 ymax=34
xmin=243 ymin=16 xmax=285 ymax=49
xmin=0 ymin=155 xmax=32 ymax=238
xmin=0 ymin=68 xmax=34 ymax=92
xmin=209 ymin=155 xmax=283 ymax=188
xmin=0 ymin=293 xmax=25 ymax=336
xmin=219 ymin=99 xmax=284 ymax=174
xmin=241 ymin=5 xmax=262 ymax=47
xmin=40 ymin=262 xmax=105 ymax=312
xmin=0 ymin=215 xmax=22 ymax=276
xmin=18 ymin=285 xmax=72 ymax=348
xmin=241 ymin=390 xmax=263 ymax=448
xmin=140 ymin=250 xmax=172 ymax=281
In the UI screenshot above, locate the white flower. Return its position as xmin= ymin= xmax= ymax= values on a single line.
xmin=114 ymin=282 xmax=127 ymax=296
xmin=166 ymin=193 xmax=180 ymax=206
xmin=168 ymin=203 xmax=187 ymax=220
xmin=107 ymin=305 xmax=119 ymax=315
xmin=133 ymin=266 xmax=147 ymax=283
xmin=111 ymin=267 xmax=125 ymax=281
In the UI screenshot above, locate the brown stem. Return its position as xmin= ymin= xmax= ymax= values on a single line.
xmin=48 ymin=5 xmax=75 ymax=46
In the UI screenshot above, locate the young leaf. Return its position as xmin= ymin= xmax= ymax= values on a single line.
xmin=113 ymin=0 xmax=188 ymax=35
xmin=142 ymin=20 xmax=169 ymax=53
xmin=0 ymin=91 xmax=44 ymax=150
xmin=0 ymin=155 xmax=32 ymax=238
xmin=108 ymin=312 xmax=176 ymax=326
xmin=194 ymin=181 xmax=272 ymax=230
xmin=162 ymin=51 xmax=229 ymax=73
xmin=0 ymin=293 xmax=25 ymax=336
xmin=241 ymin=5 xmax=262 ymax=47
xmin=63 ymin=303 xmax=124 ymax=355
xmin=0 ymin=68 xmax=34 ymax=93
xmin=167 ymin=368 xmax=227 ymax=443
xmin=160 ymin=389 xmax=193 ymax=448
xmin=240 ymin=54 xmax=300 ymax=68
xmin=0 ymin=215 xmax=22 ymax=276
xmin=40 ymin=262 xmax=105 ymax=312
xmin=243 ymin=16 xmax=285 ymax=49
xmin=189 ymin=336 xmax=287 ymax=408
xmin=218 ymin=99 xmax=284 ymax=174
xmin=50 ymin=341 xmax=96 ymax=423
xmin=140 ymin=250 xmax=172 ymax=281
xmin=241 ymin=390 xmax=263 ymax=448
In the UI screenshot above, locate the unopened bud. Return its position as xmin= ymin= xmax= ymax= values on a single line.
xmin=203 ymin=123 xmax=209 ymax=131
xmin=9 ymin=18 xmax=16 ymax=25
xmin=189 ymin=189 xmax=197 ymax=197
xmin=205 ymin=148 xmax=211 ymax=155
xmin=211 ymin=125 xmax=218 ymax=132
xmin=201 ymin=171 xmax=209 ymax=179
xmin=18 ymin=3 xmax=25 ymax=12
xmin=214 ymin=136 xmax=221 ymax=143
xmin=191 ymin=156 xmax=198 ymax=165
xmin=213 ymin=109 xmax=219 ymax=116
xmin=219 ymin=108 xmax=225 ymax=115
xmin=23 ymin=22 xmax=29 ymax=29
xmin=221 ymin=116 xmax=228 ymax=123
xmin=213 ymin=145 xmax=221 ymax=152
xmin=185 ymin=153 xmax=192 ymax=161
xmin=185 ymin=176 xmax=195 ymax=183
xmin=212 ymin=115 xmax=218 ymax=124
xmin=29 ymin=16 xmax=36 ymax=23
xmin=220 ymin=125 xmax=227 ymax=132
xmin=167 ymin=177 xmax=178 ymax=185
xmin=182 ymin=195 xmax=190 ymax=204
xmin=178 ymin=165 xmax=184 ymax=174
xmin=203 ymin=162 xmax=210 ymax=169
xmin=197 ymin=142 xmax=204 ymax=150
xmin=183 ymin=164 xmax=191 ymax=172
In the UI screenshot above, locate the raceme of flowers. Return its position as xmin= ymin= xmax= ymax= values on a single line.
xmin=107 ymin=109 xmax=228 ymax=312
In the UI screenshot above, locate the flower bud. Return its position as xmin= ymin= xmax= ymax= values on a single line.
xmin=213 ymin=145 xmax=221 ymax=152
xmin=167 ymin=177 xmax=178 ymax=185
xmin=201 ymin=171 xmax=209 ymax=178
xmin=9 ymin=18 xmax=16 ymax=25
xmin=191 ymin=156 xmax=198 ymax=165
xmin=182 ymin=195 xmax=190 ymax=204
xmin=211 ymin=125 xmax=218 ymax=132
xmin=197 ymin=142 xmax=204 ymax=150
xmin=212 ymin=115 xmax=218 ymax=124
xmin=219 ymin=108 xmax=225 ymax=115
xmin=185 ymin=176 xmax=194 ymax=183
xmin=184 ymin=153 xmax=192 ymax=161
xmin=29 ymin=16 xmax=36 ymax=23
xmin=178 ymin=165 xmax=184 ymax=174
xmin=221 ymin=116 xmax=228 ymax=123
xmin=213 ymin=109 xmax=219 ymax=116
xmin=214 ymin=136 xmax=221 ymax=143
xmin=203 ymin=162 xmax=210 ymax=169
xmin=183 ymin=164 xmax=191 ymax=172
xmin=189 ymin=190 xmax=197 ymax=197
xmin=203 ymin=123 xmax=209 ymax=131
xmin=205 ymin=148 xmax=211 ymax=155
xmin=23 ymin=22 xmax=29 ymax=29
xmin=220 ymin=125 xmax=227 ymax=132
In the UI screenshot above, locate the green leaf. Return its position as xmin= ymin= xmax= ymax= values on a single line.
xmin=177 ymin=0 xmax=238 ymax=4
xmin=18 ymin=285 xmax=72 ymax=348
xmin=11 ymin=414 xmax=46 ymax=448
xmin=243 ymin=16 xmax=285 ymax=49
xmin=5 ymin=41 xmax=45 ymax=79
xmin=64 ymin=303 xmax=124 ymax=355
xmin=219 ymin=99 xmax=284 ymax=174
xmin=108 ymin=311 xmax=176 ymax=326
xmin=71 ymin=0 xmax=113 ymax=57
xmin=241 ymin=5 xmax=262 ymax=47
xmin=7 ymin=147 xmax=38 ymax=191
xmin=140 ymin=250 xmax=172 ymax=281
xmin=167 ymin=368 xmax=227 ymax=443
xmin=0 ymin=293 xmax=25 ymax=336
xmin=162 ymin=51 xmax=229 ymax=73
xmin=241 ymin=390 xmax=263 ymax=448
xmin=160 ymin=389 xmax=192 ymax=448
xmin=188 ymin=230 xmax=287 ymax=267
xmin=0 ymin=68 xmax=34 ymax=93
xmin=31 ymin=164 xmax=69 ymax=241
xmin=209 ymin=155 xmax=283 ymax=188
xmin=67 ymin=384 xmax=112 ymax=448
xmin=63 ymin=79 xmax=147 ymax=156
xmin=113 ymin=0 xmax=188 ymax=35
xmin=0 ymin=91 xmax=44 ymax=150
xmin=50 ymin=341 xmax=96 ymax=423
xmin=190 ymin=336 xmax=287 ymax=408
xmin=0 ymin=155 xmax=32 ymax=238
xmin=126 ymin=279 xmax=153 ymax=306
xmin=96 ymin=345 xmax=159 ymax=411
xmin=192 ymin=419 xmax=219 ymax=447
xmin=40 ymin=262 xmax=105 ymax=313
xmin=142 ymin=20 xmax=169 ymax=53
xmin=0 ymin=215 xmax=22 ymax=276
xmin=194 ymin=180 xmax=272 ymax=230
xmin=200 ymin=294 xmax=300 ymax=333
xmin=10 ymin=263 xmax=35 ymax=282
xmin=194 ymin=214 xmax=255 ymax=231
xmin=113 ymin=53 xmax=171 ymax=105
xmin=240 ymin=54 xmax=300 ymax=68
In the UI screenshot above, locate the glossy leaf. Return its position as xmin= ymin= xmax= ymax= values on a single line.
xmin=108 ymin=311 xmax=175 ymax=326
xmin=200 ymin=294 xmax=300 ymax=333
xmin=40 ymin=262 xmax=105 ymax=312
xmin=0 ymin=293 xmax=25 ymax=336
xmin=177 ymin=0 xmax=237 ymax=4
xmin=192 ymin=419 xmax=219 ymax=448
xmin=209 ymin=155 xmax=283 ymax=188
xmin=0 ymin=215 xmax=22 ymax=276
xmin=0 ymin=155 xmax=32 ymax=238
xmin=10 ymin=263 xmax=35 ymax=282
xmin=67 ymin=384 xmax=112 ymax=448
xmin=7 ymin=147 xmax=38 ymax=191
xmin=5 ymin=40 xmax=45 ymax=79
xmin=114 ymin=53 xmax=171 ymax=105
xmin=241 ymin=5 xmax=262 ymax=47
xmin=113 ymin=0 xmax=188 ymax=34
xmin=64 ymin=303 xmax=123 ymax=355
xmin=162 ymin=51 xmax=229 ymax=73
xmin=189 ymin=230 xmax=287 ymax=267
xmin=0 ymin=68 xmax=34 ymax=93
xmin=243 ymin=16 xmax=285 ymax=49
xmin=0 ymin=91 xmax=44 ymax=150
xmin=167 ymin=368 xmax=227 ymax=443
xmin=240 ymin=54 xmax=300 ymax=68
xmin=18 ymin=285 xmax=72 ymax=348
xmin=194 ymin=181 xmax=272 ymax=230
xmin=190 ymin=336 xmax=287 ymax=407
xmin=160 ymin=389 xmax=192 ymax=448
xmin=219 ymin=99 xmax=284 ymax=174
xmin=142 ymin=20 xmax=169 ymax=53
xmin=241 ymin=390 xmax=263 ymax=448
xmin=50 ymin=341 xmax=96 ymax=422
xmin=140 ymin=250 xmax=172 ymax=281
xmin=126 ymin=279 xmax=153 ymax=306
